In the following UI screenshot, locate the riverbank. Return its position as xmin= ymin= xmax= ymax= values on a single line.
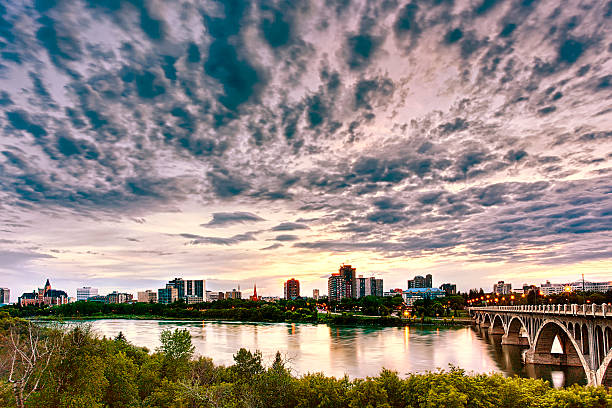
xmin=31 ymin=312 xmax=473 ymax=328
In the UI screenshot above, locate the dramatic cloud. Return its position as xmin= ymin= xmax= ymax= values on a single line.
xmin=0 ymin=0 xmax=611 ymax=298
xmin=202 ymin=212 xmax=265 ymax=227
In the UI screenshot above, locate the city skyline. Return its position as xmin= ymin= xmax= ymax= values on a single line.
xmin=6 ymin=271 xmax=611 ymax=304
xmin=0 ymin=0 xmax=611 ymax=299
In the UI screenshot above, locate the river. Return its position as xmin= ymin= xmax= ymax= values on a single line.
xmin=60 ymin=319 xmax=587 ymax=387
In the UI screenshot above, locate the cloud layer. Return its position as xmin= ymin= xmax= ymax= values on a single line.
xmin=0 ymin=0 xmax=610 ymax=298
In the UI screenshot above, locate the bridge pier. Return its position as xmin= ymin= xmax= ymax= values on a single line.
xmin=501 ymin=332 xmax=529 ymax=346
xmin=524 ymin=349 xmax=584 ymax=367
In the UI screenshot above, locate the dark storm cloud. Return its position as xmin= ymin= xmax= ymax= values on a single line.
xmin=201 ymin=212 xmax=265 ymax=227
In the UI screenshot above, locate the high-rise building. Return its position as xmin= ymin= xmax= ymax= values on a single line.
xmin=356 ymin=276 xmax=384 ymax=298
xmin=0 ymin=288 xmax=10 ymax=304
xmin=374 ymin=278 xmax=383 ymax=297
xmin=327 ymin=264 xmax=360 ymax=301
xmin=439 ymin=283 xmax=457 ymax=295
xmin=168 ymin=278 xmax=186 ymax=299
xmin=312 ymin=289 xmax=320 ymax=300
xmin=137 ymin=290 xmax=158 ymax=303
xmin=76 ymin=287 xmax=98 ymax=301
xmin=408 ymin=274 xmax=433 ymax=289
xmin=339 ymin=265 xmax=357 ymax=298
xmin=166 ymin=278 xmax=206 ymax=302
xmin=158 ymin=286 xmax=178 ymax=304
xmin=493 ymin=281 xmax=512 ymax=294
xmin=284 ymin=278 xmax=300 ymax=299
xmin=328 ymin=274 xmax=345 ymax=302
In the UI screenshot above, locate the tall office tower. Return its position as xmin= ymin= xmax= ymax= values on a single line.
xmin=76 ymin=286 xmax=98 ymax=301
xmin=425 ymin=274 xmax=432 ymax=288
xmin=0 ymin=288 xmax=9 ymax=304
xmin=312 ymin=289 xmax=320 ymax=300
xmin=284 ymin=278 xmax=300 ymax=299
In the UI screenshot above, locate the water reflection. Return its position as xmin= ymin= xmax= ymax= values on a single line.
xmin=57 ymin=320 xmax=586 ymax=386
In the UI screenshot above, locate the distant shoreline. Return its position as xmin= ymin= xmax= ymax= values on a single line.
xmin=31 ymin=314 xmax=473 ymax=328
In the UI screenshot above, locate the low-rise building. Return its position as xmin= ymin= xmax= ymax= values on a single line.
xmin=439 ymin=283 xmax=457 ymax=295
xmin=539 ymin=280 xmax=612 ymax=294
xmin=402 ymin=287 xmax=446 ymax=306
xmin=87 ymin=295 xmax=108 ymax=303
xmin=137 ymin=290 xmax=158 ymax=303
xmin=225 ymin=289 xmax=242 ymax=300
xmin=107 ymin=292 xmax=133 ymax=304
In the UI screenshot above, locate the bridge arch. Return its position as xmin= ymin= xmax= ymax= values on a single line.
xmin=481 ymin=313 xmax=492 ymax=328
xmin=490 ymin=314 xmax=505 ymax=334
xmin=503 ymin=316 xmax=531 ymax=346
xmin=597 ymin=347 xmax=612 ymax=387
xmin=529 ymin=319 xmax=590 ymax=381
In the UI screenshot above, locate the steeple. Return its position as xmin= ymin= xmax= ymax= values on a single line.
xmin=253 ymin=283 xmax=257 ymax=299
xmin=44 ymin=279 xmax=51 ymax=291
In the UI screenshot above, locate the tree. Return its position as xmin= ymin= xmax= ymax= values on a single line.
xmin=1 ymin=321 xmax=63 ymax=408
xmin=157 ymin=328 xmax=194 ymax=361
xmin=232 ymin=348 xmax=263 ymax=380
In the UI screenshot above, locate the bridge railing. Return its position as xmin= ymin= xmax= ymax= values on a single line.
xmin=468 ymin=303 xmax=610 ymax=317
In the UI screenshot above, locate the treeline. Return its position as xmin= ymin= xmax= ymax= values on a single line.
xmin=6 ymin=294 xmax=468 ymax=322
xmin=5 ymin=298 xmax=318 ymax=323
xmin=0 ymin=314 xmax=610 ymax=408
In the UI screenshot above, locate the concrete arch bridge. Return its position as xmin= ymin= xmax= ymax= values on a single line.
xmin=469 ymin=304 xmax=612 ymax=386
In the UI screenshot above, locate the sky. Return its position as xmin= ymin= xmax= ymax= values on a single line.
xmin=0 ymin=0 xmax=611 ymax=301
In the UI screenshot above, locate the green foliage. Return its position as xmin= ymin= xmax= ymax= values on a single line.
xmin=0 ymin=315 xmax=610 ymax=408
xmin=158 ymin=328 xmax=195 ymax=361
xmin=231 ymin=348 xmax=264 ymax=380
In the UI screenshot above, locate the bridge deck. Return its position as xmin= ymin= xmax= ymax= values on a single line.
xmin=469 ymin=304 xmax=610 ymax=318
